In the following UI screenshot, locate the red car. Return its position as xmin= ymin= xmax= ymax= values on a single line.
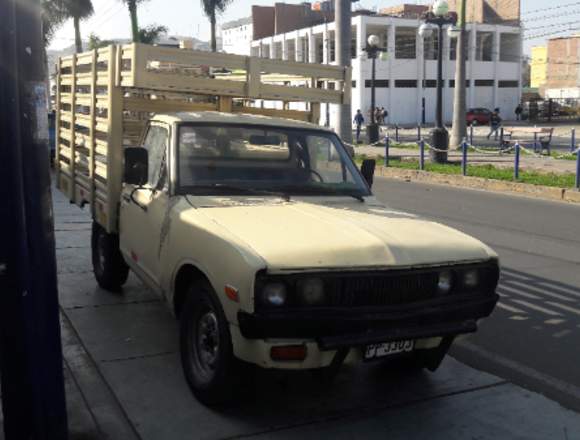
xmin=466 ymin=108 xmax=492 ymax=126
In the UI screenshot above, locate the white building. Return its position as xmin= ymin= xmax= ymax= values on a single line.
xmin=222 ymin=17 xmax=253 ymax=56
xmin=224 ymin=13 xmax=522 ymax=128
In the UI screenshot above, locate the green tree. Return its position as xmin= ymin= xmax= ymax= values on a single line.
xmin=122 ymin=0 xmax=149 ymax=43
xmin=42 ymin=0 xmax=94 ymax=52
xmin=201 ymin=0 xmax=232 ymax=52
xmin=138 ymin=24 xmax=168 ymax=45
xmin=87 ymin=33 xmax=114 ymax=50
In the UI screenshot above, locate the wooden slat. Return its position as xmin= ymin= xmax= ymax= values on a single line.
xmin=232 ymin=106 xmax=310 ymax=122
xmin=260 ymin=83 xmax=343 ymax=104
xmin=123 ymin=97 xmax=217 ymax=113
xmin=259 ymin=58 xmax=345 ymax=80
xmin=69 ymin=54 xmax=78 ymax=197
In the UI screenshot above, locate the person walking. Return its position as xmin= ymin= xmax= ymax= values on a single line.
xmin=353 ymin=109 xmax=365 ymax=143
xmin=487 ymin=108 xmax=502 ymax=140
xmin=515 ymin=103 xmax=523 ymax=121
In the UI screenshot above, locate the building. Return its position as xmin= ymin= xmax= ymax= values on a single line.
xmin=222 ymin=17 xmax=253 ymax=56
xmin=530 ymin=46 xmax=547 ymax=89
xmin=222 ymin=2 xmax=522 ymax=127
xmin=543 ymin=35 xmax=580 ymax=99
xmin=447 ymin=0 xmax=520 ymax=25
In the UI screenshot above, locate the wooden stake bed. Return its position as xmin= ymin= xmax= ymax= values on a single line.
xmin=54 ymin=43 xmax=350 ymax=233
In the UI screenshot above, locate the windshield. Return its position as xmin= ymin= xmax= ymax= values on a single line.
xmin=177 ymin=123 xmax=370 ymax=197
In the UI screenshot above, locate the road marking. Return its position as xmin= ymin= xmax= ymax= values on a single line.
xmin=509 ymin=316 xmax=529 ymax=321
xmin=510 ymin=299 xmax=563 ymax=316
xmin=546 ymin=301 xmax=580 ymax=317
xmin=502 ymin=280 xmax=576 ymax=303
xmin=498 ymin=285 xmax=541 ymax=300
xmin=536 ymin=282 xmax=580 ymax=299
xmin=497 ymin=302 xmax=527 ymax=314
xmin=553 ymin=329 xmax=572 ymax=338
xmin=544 ymin=319 xmax=566 ymax=325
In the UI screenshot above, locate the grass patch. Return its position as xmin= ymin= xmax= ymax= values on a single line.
xmin=355 ymin=155 xmax=577 ymax=188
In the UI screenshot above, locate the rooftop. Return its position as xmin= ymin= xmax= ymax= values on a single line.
xmin=222 ymin=17 xmax=252 ymax=31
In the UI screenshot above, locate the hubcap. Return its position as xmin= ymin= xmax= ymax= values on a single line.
xmin=194 ymin=311 xmax=220 ymax=378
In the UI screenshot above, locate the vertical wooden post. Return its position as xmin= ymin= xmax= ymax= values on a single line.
xmin=55 ymin=58 xmax=62 ymax=183
xmin=89 ymin=49 xmax=97 ymax=214
xmin=69 ymin=54 xmax=77 ymax=201
xmin=218 ymin=96 xmax=233 ymax=113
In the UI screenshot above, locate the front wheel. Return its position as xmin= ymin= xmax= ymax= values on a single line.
xmin=180 ymin=280 xmax=247 ymax=406
xmin=91 ymin=222 xmax=129 ymax=291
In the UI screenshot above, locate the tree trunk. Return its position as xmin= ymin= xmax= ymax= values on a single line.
xmin=74 ymin=15 xmax=82 ymax=53
xmin=210 ymin=13 xmax=216 ymax=52
xmin=449 ymin=0 xmax=467 ymax=149
xmin=128 ymin=0 xmax=139 ymax=43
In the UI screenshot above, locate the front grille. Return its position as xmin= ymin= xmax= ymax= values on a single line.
xmin=326 ymin=272 xmax=439 ymax=307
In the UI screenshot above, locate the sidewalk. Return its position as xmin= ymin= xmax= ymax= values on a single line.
xmin=51 ymin=186 xmax=580 ymax=440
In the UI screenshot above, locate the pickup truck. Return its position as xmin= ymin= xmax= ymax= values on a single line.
xmin=55 ymin=44 xmax=499 ymax=406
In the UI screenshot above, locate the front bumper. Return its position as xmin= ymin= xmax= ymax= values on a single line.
xmin=238 ymin=293 xmax=499 ymax=351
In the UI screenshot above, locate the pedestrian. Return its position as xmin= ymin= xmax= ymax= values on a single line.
xmin=353 ymin=109 xmax=365 ymax=143
xmin=374 ymin=107 xmax=382 ymax=126
xmin=381 ymin=107 xmax=388 ymax=125
xmin=515 ymin=103 xmax=523 ymax=121
xmin=487 ymin=108 xmax=502 ymax=140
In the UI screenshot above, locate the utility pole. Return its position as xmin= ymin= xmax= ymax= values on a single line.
xmin=335 ymin=0 xmax=353 ymax=144
xmin=0 ymin=0 xmax=68 ymax=438
xmin=449 ymin=0 xmax=467 ymax=149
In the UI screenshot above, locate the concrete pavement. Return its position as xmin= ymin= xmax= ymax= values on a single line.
xmin=50 ymin=183 xmax=580 ymax=439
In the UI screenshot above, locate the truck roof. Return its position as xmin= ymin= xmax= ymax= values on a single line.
xmin=151 ymin=111 xmax=334 ymax=132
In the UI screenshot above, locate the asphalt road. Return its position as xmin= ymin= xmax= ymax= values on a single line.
xmin=372 ymin=177 xmax=580 ymax=410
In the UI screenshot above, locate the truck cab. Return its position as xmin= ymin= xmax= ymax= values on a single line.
xmin=91 ymin=111 xmax=499 ymax=405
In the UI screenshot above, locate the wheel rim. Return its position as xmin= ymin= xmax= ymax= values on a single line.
xmin=96 ymin=233 xmax=107 ymax=275
xmin=192 ymin=309 xmax=220 ymax=381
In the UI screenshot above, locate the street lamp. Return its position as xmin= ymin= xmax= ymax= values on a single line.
xmin=363 ymin=34 xmax=387 ymax=143
xmin=420 ymin=0 xmax=457 ymax=163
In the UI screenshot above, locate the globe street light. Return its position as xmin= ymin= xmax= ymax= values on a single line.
xmin=364 ymin=34 xmax=387 ymax=143
xmin=420 ymin=0 xmax=457 ymax=163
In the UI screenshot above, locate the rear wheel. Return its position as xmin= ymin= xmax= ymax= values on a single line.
xmin=91 ymin=222 xmax=129 ymax=291
xmin=180 ymin=280 xmax=248 ymax=406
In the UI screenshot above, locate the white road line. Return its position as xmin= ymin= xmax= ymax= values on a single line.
xmin=510 ymin=299 xmax=563 ymax=316
xmin=534 ymin=282 xmax=580 ymax=299
xmin=546 ymin=301 xmax=580 ymax=317
xmin=497 ymin=302 xmax=527 ymax=314
xmin=553 ymin=330 xmax=572 ymax=338
xmin=502 ymin=280 xmax=576 ymax=303
xmin=544 ymin=319 xmax=566 ymax=326
xmin=509 ymin=316 xmax=529 ymax=321
xmin=498 ymin=285 xmax=541 ymax=300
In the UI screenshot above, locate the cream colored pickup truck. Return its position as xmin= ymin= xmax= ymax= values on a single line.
xmin=92 ymin=111 xmax=500 ymax=405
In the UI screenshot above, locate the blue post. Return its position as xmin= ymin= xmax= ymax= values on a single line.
xmin=499 ymin=127 xmax=504 ymax=147
xmin=462 ymin=138 xmax=468 ymax=176
xmin=417 ymin=125 xmax=421 ymax=141
xmin=575 ymin=147 xmax=580 ymax=190
xmin=470 ymin=124 xmax=474 ymax=146
xmin=384 ymin=135 xmax=390 ymax=167
xmin=514 ymin=142 xmax=520 ymax=180
xmin=395 ymin=125 xmax=400 ymax=142
xmin=533 ymin=132 xmax=538 ymax=153
xmin=419 ymin=140 xmax=425 ymax=171
xmin=572 ymin=128 xmax=576 ymax=153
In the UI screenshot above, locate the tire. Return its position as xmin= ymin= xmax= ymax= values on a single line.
xmin=91 ymin=222 xmax=129 ymax=291
xmin=180 ymin=280 xmax=245 ymax=406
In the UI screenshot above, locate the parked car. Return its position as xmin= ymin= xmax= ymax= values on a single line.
xmin=466 ymin=108 xmax=491 ymax=126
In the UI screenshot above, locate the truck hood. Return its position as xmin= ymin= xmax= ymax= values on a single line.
xmin=186 ymin=197 xmax=494 ymax=271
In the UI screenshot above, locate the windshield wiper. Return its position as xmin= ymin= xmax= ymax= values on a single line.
xmin=279 ymin=185 xmax=366 ymax=202
xmin=190 ymin=184 xmax=291 ymax=201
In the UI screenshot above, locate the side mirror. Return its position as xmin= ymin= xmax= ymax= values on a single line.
xmin=361 ymin=159 xmax=376 ymax=188
xmin=124 ymin=147 xmax=148 ymax=186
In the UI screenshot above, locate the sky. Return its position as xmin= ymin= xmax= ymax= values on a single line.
xmin=48 ymin=0 xmax=579 ymax=55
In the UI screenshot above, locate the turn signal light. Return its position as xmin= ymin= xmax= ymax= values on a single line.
xmin=270 ymin=345 xmax=307 ymax=361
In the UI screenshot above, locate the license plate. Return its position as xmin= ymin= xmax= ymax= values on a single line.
xmin=364 ymin=340 xmax=414 ymax=360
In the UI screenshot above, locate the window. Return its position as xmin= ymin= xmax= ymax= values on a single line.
xmin=500 ymin=34 xmax=519 ymax=63
xmin=498 ymin=80 xmax=519 ymax=88
xmin=475 ymin=79 xmax=494 ymax=87
xmin=395 ymin=80 xmax=417 ymax=88
xmin=352 ymin=80 xmax=357 ymax=88
xmin=422 ymin=80 xmax=444 ymax=88
xmin=424 ymin=33 xmax=439 ymax=60
xmin=395 ymin=27 xmax=416 ymax=59
xmin=365 ymin=79 xmax=389 ymax=88
xmin=143 ymin=125 xmax=169 ymax=186
xmin=476 ymin=32 xmax=493 ymax=61
xmin=449 ymin=80 xmax=471 ymax=88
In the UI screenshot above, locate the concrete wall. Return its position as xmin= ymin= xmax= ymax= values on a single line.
xmin=546 ymin=37 xmax=580 ymax=90
xmin=252 ymin=6 xmax=275 ymax=40
xmin=448 ymin=0 xmax=520 ymax=25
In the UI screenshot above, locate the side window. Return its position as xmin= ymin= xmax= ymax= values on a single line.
xmin=306 ymin=135 xmax=353 ymax=184
xmin=142 ymin=125 xmax=169 ymax=187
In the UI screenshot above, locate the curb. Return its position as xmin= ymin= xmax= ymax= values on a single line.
xmin=375 ymin=166 xmax=580 ymax=204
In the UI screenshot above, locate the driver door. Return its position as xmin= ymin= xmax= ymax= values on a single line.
xmin=119 ymin=122 xmax=170 ymax=289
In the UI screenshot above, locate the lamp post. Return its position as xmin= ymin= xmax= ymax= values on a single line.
xmin=420 ymin=0 xmax=457 ymax=163
xmin=364 ymin=34 xmax=386 ymax=144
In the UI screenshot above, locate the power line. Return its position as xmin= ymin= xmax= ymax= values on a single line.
xmin=521 ymin=1 xmax=580 ymax=17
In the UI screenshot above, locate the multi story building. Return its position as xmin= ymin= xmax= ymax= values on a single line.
xmin=543 ymin=35 xmax=580 ymax=99
xmin=222 ymin=2 xmax=522 ymax=127
xmin=530 ymin=46 xmax=547 ymax=89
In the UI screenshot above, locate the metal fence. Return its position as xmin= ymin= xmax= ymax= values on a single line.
xmin=521 ymin=98 xmax=580 ymax=122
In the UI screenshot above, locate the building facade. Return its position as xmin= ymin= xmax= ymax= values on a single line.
xmin=530 ymin=46 xmax=547 ymax=89
xmin=222 ymin=17 xmax=253 ymax=56
xmin=543 ymin=35 xmax=580 ymax=99
xmin=222 ymin=4 xmax=522 ymax=128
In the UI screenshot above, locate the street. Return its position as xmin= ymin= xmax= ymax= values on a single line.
xmin=49 ymin=178 xmax=580 ymax=439
xmin=372 ymin=177 xmax=580 ymax=410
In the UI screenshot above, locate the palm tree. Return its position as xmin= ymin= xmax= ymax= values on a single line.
xmin=121 ymin=0 xmax=149 ymax=43
xmin=138 ymin=24 xmax=168 ymax=45
xmin=64 ymin=0 xmax=94 ymax=53
xmin=201 ymin=0 xmax=232 ymax=52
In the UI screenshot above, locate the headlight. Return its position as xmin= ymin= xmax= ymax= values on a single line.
xmin=463 ymin=269 xmax=479 ymax=288
xmin=437 ymin=271 xmax=453 ymax=295
xmin=262 ymin=283 xmax=287 ymax=306
xmin=298 ymin=278 xmax=325 ymax=305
